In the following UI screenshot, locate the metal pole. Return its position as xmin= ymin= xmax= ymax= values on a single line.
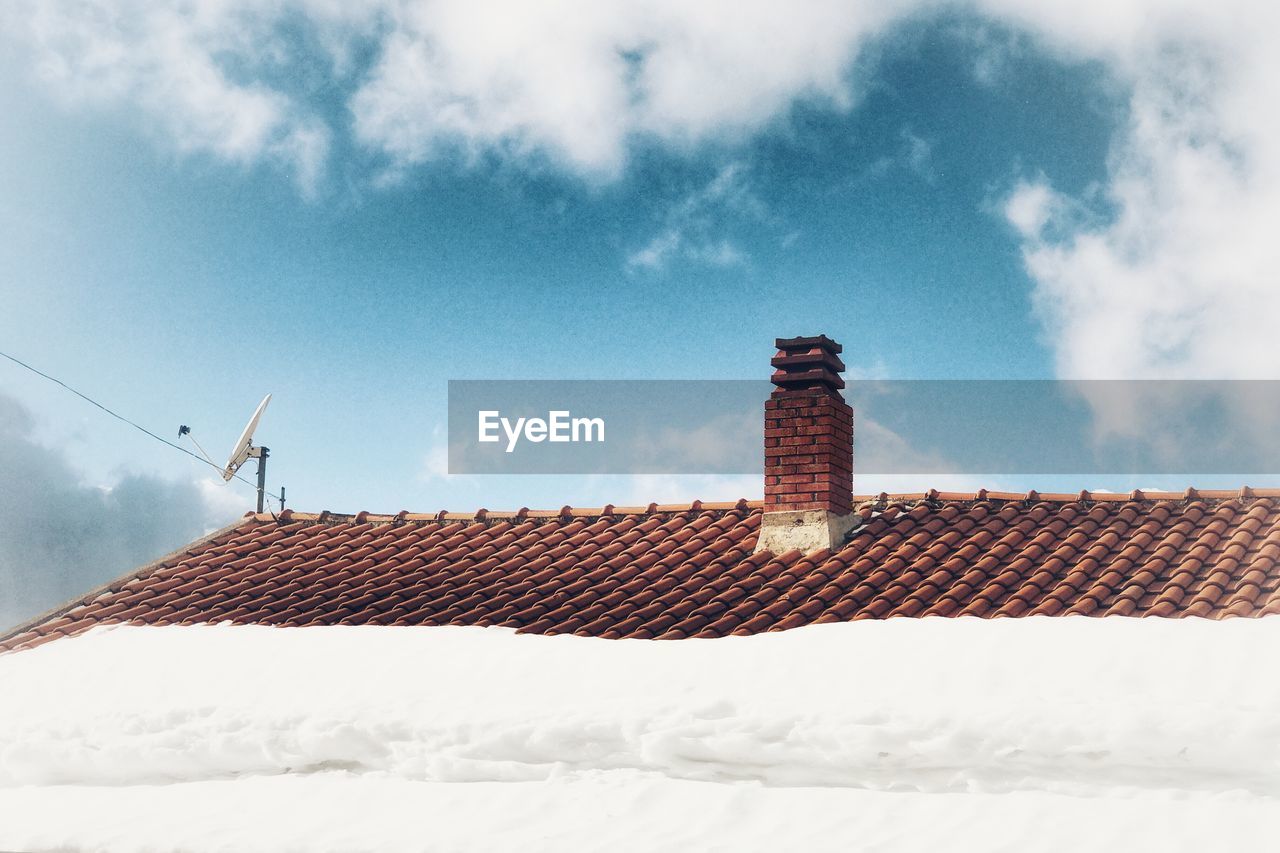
xmin=256 ymin=447 xmax=269 ymax=514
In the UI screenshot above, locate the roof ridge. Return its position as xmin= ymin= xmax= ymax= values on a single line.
xmin=258 ymin=500 xmax=760 ymax=524
xmin=244 ymin=487 xmax=1280 ymax=524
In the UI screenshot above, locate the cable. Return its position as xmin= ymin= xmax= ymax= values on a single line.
xmin=0 ymin=348 xmax=282 ymax=502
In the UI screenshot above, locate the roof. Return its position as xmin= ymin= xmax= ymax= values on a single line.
xmin=5 ymin=488 xmax=1280 ymax=652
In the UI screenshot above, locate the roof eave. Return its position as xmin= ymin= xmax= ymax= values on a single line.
xmin=0 ymin=516 xmax=252 ymax=646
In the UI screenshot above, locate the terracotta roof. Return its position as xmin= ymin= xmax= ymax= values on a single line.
xmin=6 ymin=488 xmax=1280 ymax=652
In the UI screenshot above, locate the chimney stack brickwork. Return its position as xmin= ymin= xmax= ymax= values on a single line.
xmin=756 ymin=335 xmax=858 ymax=555
xmin=764 ymin=335 xmax=854 ymax=515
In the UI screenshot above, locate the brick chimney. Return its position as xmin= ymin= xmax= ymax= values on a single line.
xmin=755 ymin=334 xmax=857 ymax=554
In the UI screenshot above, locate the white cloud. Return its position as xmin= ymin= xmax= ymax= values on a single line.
xmin=978 ymin=0 xmax=1280 ymax=380
xmin=349 ymin=5 xmax=636 ymax=178
xmin=3 ymin=0 xmax=915 ymax=190
xmin=626 ymin=162 xmax=765 ymax=272
xmin=1003 ymin=180 xmax=1057 ymax=238
xmin=867 ymin=126 xmax=936 ymax=182
xmin=350 ymin=0 xmax=914 ymax=178
xmin=196 ymin=476 xmax=254 ymax=526
xmin=626 ymin=230 xmax=682 ymax=271
xmin=8 ymin=0 xmax=337 ymax=194
xmin=627 ymin=232 xmax=748 ymax=272
xmin=952 ymin=19 xmax=1029 ymax=87
xmin=902 ymin=128 xmax=934 ymax=181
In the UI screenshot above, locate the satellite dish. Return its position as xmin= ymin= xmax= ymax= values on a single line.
xmin=223 ymin=393 xmax=272 ymax=482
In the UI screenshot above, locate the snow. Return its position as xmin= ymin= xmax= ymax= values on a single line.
xmin=1 ymin=617 xmax=1278 ymax=850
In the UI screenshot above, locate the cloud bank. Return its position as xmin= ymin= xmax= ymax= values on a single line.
xmin=0 ymin=394 xmax=241 ymax=632
xmin=5 ymin=0 xmax=908 ymax=187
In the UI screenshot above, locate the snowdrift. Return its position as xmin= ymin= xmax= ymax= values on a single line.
xmin=1 ymin=617 xmax=1278 ymax=850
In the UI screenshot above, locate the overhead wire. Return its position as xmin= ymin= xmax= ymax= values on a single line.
xmin=0 ymin=348 xmax=282 ymax=504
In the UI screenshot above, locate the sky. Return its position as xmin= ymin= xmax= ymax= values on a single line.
xmin=1 ymin=0 xmax=1278 ymax=626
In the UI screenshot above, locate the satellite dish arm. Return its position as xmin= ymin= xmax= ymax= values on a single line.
xmin=181 ymin=432 xmax=217 ymax=469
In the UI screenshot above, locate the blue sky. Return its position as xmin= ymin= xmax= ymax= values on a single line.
xmin=0 ymin=15 xmax=1120 ymax=504
xmin=0 ymin=0 xmax=1277 ymax=623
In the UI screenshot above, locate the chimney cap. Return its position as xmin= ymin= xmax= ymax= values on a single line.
xmin=775 ymin=334 xmax=842 ymax=355
xmin=771 ymin=334 xmax=846 ymax=393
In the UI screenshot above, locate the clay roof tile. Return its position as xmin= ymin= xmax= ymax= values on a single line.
xmin=5 ymin=492 xmax=1279 ymax=651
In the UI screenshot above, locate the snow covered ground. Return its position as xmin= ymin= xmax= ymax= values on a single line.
xmin=1 ymin=617 xmax=1278 ymax=851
